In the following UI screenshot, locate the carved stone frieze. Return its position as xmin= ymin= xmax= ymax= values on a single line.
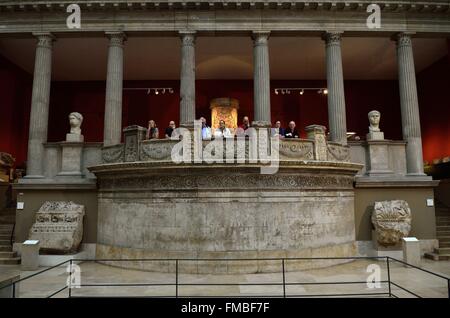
xmin=29 ymin=201 xmax=85 ymax=254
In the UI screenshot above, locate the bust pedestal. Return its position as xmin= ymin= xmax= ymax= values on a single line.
xmin=366 ymin=131 xmax=384 ymax=141
xmin=56 ymin=134 xmax=84 ymax=178
xmin=365 ymin=131 xmax=392 ymax=177
xmin=371 ymin=230 xmax=403 ymax=258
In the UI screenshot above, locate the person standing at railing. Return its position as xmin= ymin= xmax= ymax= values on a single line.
xmin=214 ymin=120 xmax=232 ymax=139
xmin=146 ymin=120 xmax=159 ymax=140
xmin=284 ymin=121 xmax=299 ymax=138
xmin=271 ymin=120 xmax=285 ymax=138
xmin=200 ymin=117 xmax=212 ymax=140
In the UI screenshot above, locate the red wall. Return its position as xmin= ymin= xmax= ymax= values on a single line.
xmin=417 ymin=55 xmax=450 ymax=163
xmin=0 ymin=55 xmax=32 ymax=167
xmin=1 ymin=52 xmax=448 ymax=167
xmin=48 ymin=79 xmax=402 ymax=142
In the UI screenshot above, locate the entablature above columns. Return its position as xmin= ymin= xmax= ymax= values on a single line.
xmin=0 ymin=1 xmax=449 ymax=36
xmin=0 ymin=1 xmax=449 ymax=13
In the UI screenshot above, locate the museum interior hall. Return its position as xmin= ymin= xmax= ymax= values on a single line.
xmin=0 ymin=35 xmax=449 ymax=168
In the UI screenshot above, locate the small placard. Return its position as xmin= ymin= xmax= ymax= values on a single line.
xmin=23 ymin=240 xmax=39 ymax=245
xmin=17 ymin=202 xmax=24 ymax=210
xmin=402 ymin=237 xmax=418 ymax=242
xmin=426 ymin=199 xmax=434 ymax=207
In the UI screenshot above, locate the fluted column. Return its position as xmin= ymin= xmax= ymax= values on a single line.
xmin=179 ymin=31 xmax=196 ymax=128
xmin=395 ymin=33 xmax=425 ymax=175
xmin=323 ymin=32 xmax=348 ymax=145
xmin=103 ymin=32 xmax=126 ymax=146
xmin=26 ymin=33 xmax=55 ymax=178
xmin=252 ymin=31 xmax=271 ymax=127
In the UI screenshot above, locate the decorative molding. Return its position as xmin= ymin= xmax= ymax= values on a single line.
xmin=1 ymin=1 xmax=449 ymax=13
xmin=140 ymin=141 xmax=174 ymax=161
xmin=327 ymin=143 xmax=350 ymax=162
xmin=1 ymin=4 xmax=449 ymax=35
xmin=355 ymin=178 xmax=439 ymax=188
xmin=279 ymin=140 xmax=314 ymax=160
xmin=98 ymin=173 xmax=355 ymax=190
xmin=101 ymin=145 xmax=124 ymax=163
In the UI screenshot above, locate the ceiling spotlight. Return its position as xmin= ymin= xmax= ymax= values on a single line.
xmin=162 ymin=89 xmax=166 ymax=94
xmin=275 ymin=89 xmax=279 ymax=95
xmin=323 ymin=89 xmax=328 ymax=95
xmin=299 ymin=89 xmax=304 ymax=95
xmin=281 ymin=90 xmax=285 ymax=95
xmin=155 ymin=90 xmax=159 ymax=95
xmin=318 ymin=89 xmax=322 ymax=94
xmin=169 ymin=88 xmax=174 ymax=94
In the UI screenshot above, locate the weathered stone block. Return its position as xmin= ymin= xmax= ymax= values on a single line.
xmin=29 ymin=201 xmax=85 ymax=254
xmin=371 ymin=200 xmax=412 ymax=247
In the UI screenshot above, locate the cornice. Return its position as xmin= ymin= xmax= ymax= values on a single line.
xmin=0 ymin=1 xmax=449 ymax=13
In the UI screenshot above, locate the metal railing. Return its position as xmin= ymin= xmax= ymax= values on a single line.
xmin=9 ymin=223 xmax=15 ymax=247
xmin=1 ymin=256 xmax=449 ymax=298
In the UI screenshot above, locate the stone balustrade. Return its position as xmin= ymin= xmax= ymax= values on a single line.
xmin=100 ymin=125 xmax=351 ymax=165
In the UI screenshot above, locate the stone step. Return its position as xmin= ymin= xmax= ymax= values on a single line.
xmin=437 ymin=230 xmax=450 ymax=236
xmin=0 ymin=245 xmax=12 ymax=252
xmin=437 ymin=225 xmax=450 ymax=231
xmin=437 ymin=221 xmax=450 ymax=226
xmin=0 ymin=217 xmax=15 ymax=223
xmin=0 ymin=251 xmax=16 ymax=258
xmin=439 ymin=242 xmax=450 ymax=248
xmin=0 ymin=234 xmax=10 ymax=240
xmin=0 ymin=240 xmax=10 ymax=245
xmin=424 ymin=252 xmax=450 ymax=261
xmin=0 ymin=257 xmax=20 ymax=265
xmin=435 ymin=247 xmax=450 ymax=254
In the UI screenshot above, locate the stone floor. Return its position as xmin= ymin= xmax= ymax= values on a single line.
xmin=0 ymin=258 xmax=449 ymax=298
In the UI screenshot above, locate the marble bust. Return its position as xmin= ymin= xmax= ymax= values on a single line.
xmin=367 ymin=110 xmax=384 ymax=140
xmin=69 ymin=112 xmax=83 ymax=135
xmin=368 ymin=110 xmax=381 ymax=132
xmin=66 ymin=112 xmax=84 ymax=142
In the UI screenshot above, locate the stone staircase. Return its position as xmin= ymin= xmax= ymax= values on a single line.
xmin=0 ymin=207 xmax=20 ymax=265
xmin=425 ymin=200 xmax=450 ymax=261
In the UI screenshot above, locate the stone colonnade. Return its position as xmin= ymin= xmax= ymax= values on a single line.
xmin=25 ymin=31 xmax=425 ymax=177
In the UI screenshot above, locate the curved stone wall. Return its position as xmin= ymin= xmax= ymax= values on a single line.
xmin=91 ymin=161 xmax=361 ymax=273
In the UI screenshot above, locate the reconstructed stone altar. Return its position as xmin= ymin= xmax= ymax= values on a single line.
xmin=90 ymin=125 xmax=362 ymax=273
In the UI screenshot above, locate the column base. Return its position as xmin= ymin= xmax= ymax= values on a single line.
xmin=56 ymin=171 xmax=84 ymax=177
xmin=22 ymin=175 xmax=46 ymax=180
xmin=406 ymin=173 xmax=429 ymax=178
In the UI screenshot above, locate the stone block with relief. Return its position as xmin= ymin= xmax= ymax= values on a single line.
xmin=29 ymin=201 xmax=85 ymax=254
xmin=371 ymin=200 xmax=412 ymax=247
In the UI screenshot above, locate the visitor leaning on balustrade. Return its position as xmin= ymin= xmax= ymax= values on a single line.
xmin=165 ymin=121 xmax=176 ymax=138
xmin=236 ymin=116 xmax=251 ymax=137
xmin=146 ymin=120 xmax=159 ymax=140
xmin=214 ymin=120 xmax=232 ymax=139
xmin=200 ymin=117 xmax=212 ymax=140
xmin=271 ymin=120 xmax=285 ymax=138
xmin=284 ymin=121 xmax=299 ymax=138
